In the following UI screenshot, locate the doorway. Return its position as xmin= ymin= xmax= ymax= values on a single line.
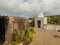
xmin=0 ymin=16 xmax=9 ymax=44
xmin=37 ymin=21 xmax=41 ymax=28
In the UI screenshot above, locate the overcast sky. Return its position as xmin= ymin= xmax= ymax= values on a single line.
xmin=0 ymin=0 xmax=60 ymax=18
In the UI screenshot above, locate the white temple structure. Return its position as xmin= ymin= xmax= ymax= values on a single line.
xmin=35 ymin=11 xmax=47 ymax=28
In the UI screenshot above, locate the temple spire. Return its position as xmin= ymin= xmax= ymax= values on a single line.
xmin=38 ymin=11 xmax=44 ymax=18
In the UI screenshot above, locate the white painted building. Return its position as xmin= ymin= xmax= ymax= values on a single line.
xmin=35 ymin=11 xmax=60 ymax=30
xmin=35 ymin=11 xmax=47 ymax=28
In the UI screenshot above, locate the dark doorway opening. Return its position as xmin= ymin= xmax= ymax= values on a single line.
xmin=0 ymin=16 xmax=9 ymax=44
xmin=37 ymin=21 xmax=41 ymax=28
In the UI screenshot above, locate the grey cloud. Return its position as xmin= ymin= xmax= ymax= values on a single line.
xmin=0 ymin=0 xmax=60 ymax=17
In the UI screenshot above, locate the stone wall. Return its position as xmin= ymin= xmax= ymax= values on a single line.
xmin=44 ymin=24 xmax=60 ymax=30
xmin=3 ymin=16 xmax=28 ymax=45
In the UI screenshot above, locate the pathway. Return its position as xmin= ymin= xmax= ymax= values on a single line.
xmin=28 ymin=28 xmax=60 ymax=45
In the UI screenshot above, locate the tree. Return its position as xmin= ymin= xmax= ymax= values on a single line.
xmin=47 ymin=15 xmax=60 ymax=24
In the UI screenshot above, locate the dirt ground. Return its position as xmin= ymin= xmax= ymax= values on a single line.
xmin=28 ymin=28 xmax=60 ymax=45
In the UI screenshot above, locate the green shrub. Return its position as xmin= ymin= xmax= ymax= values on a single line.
xmin=12 ymin=28 xmax=35 ymax=45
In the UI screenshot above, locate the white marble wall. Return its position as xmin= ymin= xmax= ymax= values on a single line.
xmin=44 ymin=24 xmax=60 ymax=30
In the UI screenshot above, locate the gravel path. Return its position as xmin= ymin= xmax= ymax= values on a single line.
xmin=28 ymin=28 xmax=60 ymax=45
